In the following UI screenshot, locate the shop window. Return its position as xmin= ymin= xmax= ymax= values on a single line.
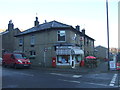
xmin=57 ymin=55 xmax=70 ymax=64
xmin=57 ymin=31 xmax=66 ymax=42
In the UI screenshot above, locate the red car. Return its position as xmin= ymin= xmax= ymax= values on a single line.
xmin=2 ymin=53 xmax=31 ymax=68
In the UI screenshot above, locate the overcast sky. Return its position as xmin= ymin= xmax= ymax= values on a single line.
xmin=0 ymin=0 xmax=118 ymax=48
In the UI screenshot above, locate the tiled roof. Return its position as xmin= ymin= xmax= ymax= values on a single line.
xmin=16 ymin=20 xmax=72 ymax=36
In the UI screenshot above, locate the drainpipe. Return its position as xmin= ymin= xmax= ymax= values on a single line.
xmin=23 ymin=36 xmax=24 ymax=53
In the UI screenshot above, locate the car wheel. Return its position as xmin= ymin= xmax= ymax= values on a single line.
xmin=2 ymin=63 xmax=7 ymax=67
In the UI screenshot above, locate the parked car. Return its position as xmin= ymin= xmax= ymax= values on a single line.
xmin=0 ymin=57 xmax=2 ymax=65
xmin=2 ymin=53 xmax=31 ymax=68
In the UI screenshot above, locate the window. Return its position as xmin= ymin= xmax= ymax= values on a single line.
xmin=11 ymin=54 xmax=15 ymax=59
xmin=57 ymin=31 xmax=66 ymax=42
xmin=14 ymin=54 xmax=26 ymax=59
xmin=75 ymin=55 xmax=82 ymax=63
xmin=19 ymin=38 xmax=23 ymax=46
xmin=30 ymin=35 xmax=35 ymax=45
xmin=57 ymin=55 xmax=70 ymax=64
xmin=30 ymin=50 xmax=36 ymax=56
xmin=29 ymin=50 xmax=36 ymax=59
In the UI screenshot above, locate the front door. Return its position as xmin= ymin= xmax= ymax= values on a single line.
xmin=71 ymin=56 xmax=75 ymax=68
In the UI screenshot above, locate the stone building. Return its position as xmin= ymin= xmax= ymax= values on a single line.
xmin=95 ymin=45 xmax=108 ymax=59
xmin=1 ymin=20 xmax=21 ymax=54
xmin=15 ymin=17 xmax=95 ymax=68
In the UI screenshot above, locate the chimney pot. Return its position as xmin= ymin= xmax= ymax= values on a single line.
xmin=75 ymin=25 xmax=80 ymax=31
xmin=82 ymin=29 xmax=85 ymax=35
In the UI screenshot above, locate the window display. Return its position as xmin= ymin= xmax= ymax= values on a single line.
xmin=57 ymin=55 xmax=70 ymax=64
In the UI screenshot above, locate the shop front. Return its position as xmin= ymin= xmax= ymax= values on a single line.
xmin=56 ymin=46 xmax=84 ymax=68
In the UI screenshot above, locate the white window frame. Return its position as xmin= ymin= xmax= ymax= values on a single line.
xmin=30 ymin=35 xmax=35 ymax=45
xmin=19 ymin=38 xmax=23 ymax=45
xmin=57 ymin=30 xmax=66 ymax=42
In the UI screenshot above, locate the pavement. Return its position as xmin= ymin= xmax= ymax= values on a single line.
xmin=31 ymin=61 xmax=118 ymax=74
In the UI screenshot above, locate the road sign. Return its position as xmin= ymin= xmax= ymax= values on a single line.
xmin=44 ymin=48 xmax=47 ymax=52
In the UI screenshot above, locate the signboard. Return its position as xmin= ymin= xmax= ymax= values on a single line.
xmin=109 ymin=61 xmax=116 ymax=70
xmin=44 ymin=48 xmax=48 ymax=52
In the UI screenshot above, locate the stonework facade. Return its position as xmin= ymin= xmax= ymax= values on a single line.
xmin=1 ymin=20 xmax=21 ymax=53
xmin=15 ymin=18 xmax=95 ymax=68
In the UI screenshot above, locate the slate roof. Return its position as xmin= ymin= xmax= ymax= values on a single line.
xmin=95 ymin=45 xmax=107 ymax=49
xmin=16 ymin=20 xmax=72 ymax=36
xmin=0 ymin=31 xmax=9 ymax=35
xmin=15 ymin=20 xmax=95 ymax=41
xmin=1 ymin=28 xmax=20 ymax=35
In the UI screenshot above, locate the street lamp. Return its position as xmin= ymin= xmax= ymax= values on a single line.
xmin=106 ymin=0 xmax=110 ymax=70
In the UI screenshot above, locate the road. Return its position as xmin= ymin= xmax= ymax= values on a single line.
xmin=2 ymin=67 xmax=119 ymax=88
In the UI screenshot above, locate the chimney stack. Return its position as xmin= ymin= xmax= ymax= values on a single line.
xmin=75 ymin=25 xmax=80 ymax=31
xmin=34 ymin=17 xmax=39 ymax=26
xmin=8 ymin=20 xmax=14 ymax=31
xmin=82 ymin=28 xmax=85 ymax=35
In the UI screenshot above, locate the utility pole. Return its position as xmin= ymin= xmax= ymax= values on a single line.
xmin=106 ymin=0 xmax=110 ymax=70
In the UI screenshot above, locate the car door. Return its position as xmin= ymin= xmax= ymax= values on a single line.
xmin=10 ymin=54 xmax=15 ymax=66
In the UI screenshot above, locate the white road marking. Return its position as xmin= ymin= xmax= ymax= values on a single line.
xmin=12 ymin=72 xmax=34 ymax=77
xmin=18 ymin=72 xmax=34 ymax=77
xmin=59 ymin=79 xmax=80 ymax=83
xmin=109 ymin=84 xmax=114 ymax=86
xmin=50 ymin=73 xmax=82 ymax=78
xmin=109 ymin=74 xmax=117 ymax=86
xmin=50 ymin=73 xmax=65 ymax=76
xmin=85 ymin=82 xmax=118 ymax=87
xmin=86 ymin=82 xmax=108 ymax=87
xmin=72 ymin=75 xmax=82 ymax=78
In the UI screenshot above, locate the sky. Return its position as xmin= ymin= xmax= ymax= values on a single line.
xmin=0 ymin=0 xmax=118 ymax=48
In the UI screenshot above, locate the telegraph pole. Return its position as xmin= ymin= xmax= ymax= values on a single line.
xmin=106 ymin=0 xmax=110 ymax=70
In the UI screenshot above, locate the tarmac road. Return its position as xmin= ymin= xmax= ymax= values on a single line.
xmin=2 ymin=66 xmax=119 ymax=88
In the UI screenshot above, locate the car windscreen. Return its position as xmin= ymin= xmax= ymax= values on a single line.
xmin=14 ymin=54 xmax=25 ymax=59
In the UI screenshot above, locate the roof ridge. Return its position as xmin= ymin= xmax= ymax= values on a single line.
xmin=52 ymin=20 xmax=71 ymax=27
xmin=16 ymin=20 xmax=72 ymax=36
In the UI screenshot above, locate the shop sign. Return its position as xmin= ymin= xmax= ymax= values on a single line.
xmin=109 ymin=61 xmax=116 ymax=70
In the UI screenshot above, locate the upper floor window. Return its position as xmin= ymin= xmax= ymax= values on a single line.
xmin=57 ymin=31 xmax=66 ymax=42
xmin=19 ymin=38 xmax=23 ymax=46
xmin=30 ymin=35 xmax=35 ymax=45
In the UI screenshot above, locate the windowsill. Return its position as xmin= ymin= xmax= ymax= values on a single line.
xmin=57 ymin=41 xmax=66 ymax=42
xmin=57 ymin=63 xmax=70 ymax=65
xmin=29 ymin=55 xmax=36 ymax=59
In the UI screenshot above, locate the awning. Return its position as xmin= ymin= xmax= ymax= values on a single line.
xmin=71 ymin=49 xmax=84 ymax=55
xmin=85 ymin=56 xmax=96 ymax=59
xmin=56 ymin=49 xmax=71 ymax=55
xmin=56 ymin=49 xmax=84 ymax=55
